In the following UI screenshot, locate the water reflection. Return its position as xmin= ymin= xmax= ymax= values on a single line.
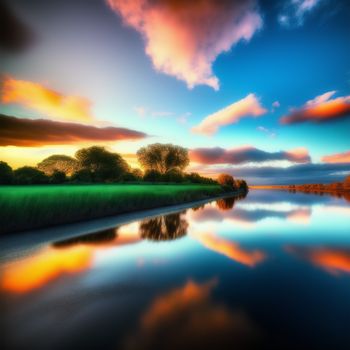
xmin=53 ymin=228 xmax=117 ymax=247
xmin=140 ymin=212 xmax=188 ymax=241
xmin=1 ymin=245 xmax=93 ymax=293
xmin=124 ymin=279 xmax=260 ymax=350
xmin=191 ymin=232 xmax=266 ymax=267
xmin=287 ymin=246 xmax=350 ymax=275
xmin=1 ymin=190 xmax=350 ymax=350
xmin=216 ymin=197 xmax=235 ymax=210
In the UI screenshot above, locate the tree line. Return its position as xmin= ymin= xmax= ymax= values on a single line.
xmin=0 ymin=143 xmax=248 ymax=191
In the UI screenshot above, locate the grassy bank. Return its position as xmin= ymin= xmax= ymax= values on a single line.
xmin=0 ymin=184 xmax=227 ymax=234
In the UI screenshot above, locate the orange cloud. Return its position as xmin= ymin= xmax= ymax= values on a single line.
xmin=125 ymin=279 xmax=259 ymax=349
xmin=0 ymin=114 xmax=147 ymax=146
xmin=194 ymin=232 xmax=265 ymax=267
xmin=281 ymin=91 xmax=350 ymax=124
xmin=1 ymin=77 xmax=95 ymax=122
xmin=192 ymin=94 xmax=266 ymax=135
xmin=107 ymin=0 xmax=262 ymax=90
xmin=322 ymin=150 xmax=350 ymax=164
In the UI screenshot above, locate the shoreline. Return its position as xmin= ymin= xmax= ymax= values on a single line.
xmin=251 ymin=185 xmax=350 ymax=194
xmin=0 ymin=190 xmax=245 ymax=256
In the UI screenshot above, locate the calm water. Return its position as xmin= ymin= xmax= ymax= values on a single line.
xmin=1 ymin=190 xmax=350 ymax=350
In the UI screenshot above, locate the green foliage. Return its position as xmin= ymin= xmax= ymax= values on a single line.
xmin=75 ymin=146 xmax=129 ymax=182
xmin=0 ymin=184 xmax=225 ymax=234
xmin=0 ymin=161 xmax=13 ymax=184
xmin=143 ymin=169 xmax=163 ymax=182
xmin=13 ymin=166 xmax=49 ymax=184
xmin=49 ymin=170 xmax=67 ymax=184
xmin=37 ymin=155 xmax=78 ymax=175
xmin=163 ymin=169 xmax=184 ymax=183
xmin=120 ymin=168 xmax=144 ymax=182
xmin=71 ymin=169 xmax=94 ymax=183
xmin=185 ymin=172 xmax=217 ymax=185
xmin=137 ymin=143 xmax=189 ymax=174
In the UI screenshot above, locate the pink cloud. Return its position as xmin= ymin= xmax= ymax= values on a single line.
xmin=192 ymin=93 xmax=267 ymax=136
xmin=189 ymin=146 xmax=311 ymax=165
xmin=280 ymin=91 xmax=350 ymax=124
xmin=322 ymin=150 xmax=350 ymax=164
xmin=107 ymin=0 xmax=262 ymax=90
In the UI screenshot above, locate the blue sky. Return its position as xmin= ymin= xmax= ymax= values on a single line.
xmin=0 ymin=0 xmax=350 ymax=184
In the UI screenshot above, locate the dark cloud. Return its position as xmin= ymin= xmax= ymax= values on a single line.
xmin=209 ymin=162 xmax=350 ymax=185
xmin=190 ymin=146 xmax=310 ymax=165
xmin=0 ymin=114 xmax=147 ymax=146
xmin=0 ymin=0 xmax=35 ymax=52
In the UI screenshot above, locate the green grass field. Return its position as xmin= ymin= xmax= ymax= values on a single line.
xmin=0 ymin=184 xmax=226 ymax=234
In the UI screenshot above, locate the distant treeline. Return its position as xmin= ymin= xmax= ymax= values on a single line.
xmin=254 ymin=176 xmax=350 ymax=193
xmin=0 ymin=143 xmax=248 ymax=191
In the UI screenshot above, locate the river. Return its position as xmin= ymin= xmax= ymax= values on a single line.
xmin=1 ymin=189 xmax=350 ymax=350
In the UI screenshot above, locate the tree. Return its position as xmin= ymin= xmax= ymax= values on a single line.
xmin=344 ymin=175 xmax=350 ymax=189
xmin=0 ymin=161 xmax=13 ymax=184
xmin=49 ymin=170 xmax=66 ymax=184
xmin=132 ymin=168 xmax=143 ymax=179
xmin=163 ymin=168 xmax=184 ymax=183
xmin=71 ymin=169 xmax=94 ymax=183
xmin=137 ymin=143 xmax=189 ymax=174
xmin=217 ymin=173 xmax=235 ymax=188
xmin=121 ymin=168 xmax=143 ymax=182
xmin=235 ymin=179 xmax=248 ymax=192
xmin=185 ymin=172 xmax=218 ymax=185
xmin=37 ymin=155 xmax=78 ymax=175
xmin=14 ymin=166 xmax=49 ymax=184
xmin=143 ymin=169 xmax=162 ymax=182
xmin=75 ymin=146 xmax=129 ymax=182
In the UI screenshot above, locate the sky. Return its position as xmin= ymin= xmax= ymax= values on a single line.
xmin=0 ymin=0 xmax=350 ymax=184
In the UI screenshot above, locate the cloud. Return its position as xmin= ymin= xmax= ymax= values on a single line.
xmin=0 ymin=0 xmax=35 ymax=52
xmin=190 ymin=146 xmax=310 ymax=165
xmin=322 ymin=150 xmax=350 ymax=164
xmin=0 ymin=114 xmax=147 ymax=147
xmin=280 ymin=91 xmax=350 ymax=124
xmin=1 ymin=77 xmax=95 ymax=123
xmin=107 ymin=0 xmax=262 ymax=90
xmin=278 ymin=0 xmax=324 ymax=27
xmin=272 ymin=101 xmax=280 ymax=108
xmin=134 ymin=105 xmax=174 ymax=118
xmin=257 ymin=126 xmax=277 ymax=138
xmin=198 ymin=162 xmax=350 ymax=185
xmin=192 ymin=94 xmax=267 ymax=135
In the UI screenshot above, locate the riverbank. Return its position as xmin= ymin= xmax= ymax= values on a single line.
xmin=251 ymin=185 xmax=350 ymax=200
xmin=0 ymin=184 xmax=242 ymax=234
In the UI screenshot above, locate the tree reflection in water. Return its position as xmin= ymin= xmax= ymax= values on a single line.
xmin=140 ymin=212 xmax=188 ymax=241
xmin=216 ymin=197 xmax=235 ymax=210
xmin=53 ymin=228 xmax=117 ymax=248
